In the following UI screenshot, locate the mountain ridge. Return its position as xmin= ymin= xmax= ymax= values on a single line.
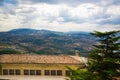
xmin=0 ymin=28 xmax=96 ymax=56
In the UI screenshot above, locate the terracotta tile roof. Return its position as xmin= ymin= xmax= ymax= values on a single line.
xmin=0 ymin=54 xmax=82 ymax=64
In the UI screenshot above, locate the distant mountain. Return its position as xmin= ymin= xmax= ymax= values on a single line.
xmin=0 ymin=29 xmax=96 ymax=56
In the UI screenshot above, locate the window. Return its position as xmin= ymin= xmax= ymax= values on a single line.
xmin=57 ymin=70 xmax=62 ymax=76
xmin=24 ymin=70 xmax=29 ymax=75
xmin=9 ymin=69 xmax=14 ymax=75
xmin=30 ymin=70 xmax=35 ymax=75
xmin=3 ymin=69 xmax=8 ymax=75
xmin=15 ymin=69 xmax=20 ymax=75
xmin=51 ymin=70 xmax=56 ymax=76
xmin=66 ymin=70 xmax=71 ymax=76
xmin=36 ymin=70 xmax=41 ymax=75
xmin=44 ymin=70 xmax=50 ymax=75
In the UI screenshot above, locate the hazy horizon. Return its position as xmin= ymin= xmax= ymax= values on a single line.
xmin=0 ymin=0 xmax=120 ymax=32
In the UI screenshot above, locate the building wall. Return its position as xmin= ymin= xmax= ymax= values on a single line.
xmin=0 ymin=64 xmax=2 ymax=75
xmin=0 ymin=63 xmax=83 ymax=76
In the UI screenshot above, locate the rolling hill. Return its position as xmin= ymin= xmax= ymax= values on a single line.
xmin=0 ymin=29 xmax=96 ymax=56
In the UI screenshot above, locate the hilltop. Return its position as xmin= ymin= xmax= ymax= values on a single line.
xmin=0 ymin=29 xmax=96 ymax=56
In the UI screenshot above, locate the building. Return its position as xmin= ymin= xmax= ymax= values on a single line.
xmin=0 ymin=53 xmax=85 ymax=76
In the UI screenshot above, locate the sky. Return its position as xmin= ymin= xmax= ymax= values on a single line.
xmin=0 ymin=0 xmax=120 ymax=32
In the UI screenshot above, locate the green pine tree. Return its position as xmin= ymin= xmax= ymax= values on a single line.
xmin=67 ymin=31 xmax=120 ymax=80
xmin=88 ymin=30 xmax=120 ymax=80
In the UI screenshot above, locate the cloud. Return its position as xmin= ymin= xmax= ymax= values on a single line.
xmin=106 ymin=5 xmax=120 ymax=16
xmin=0 ymin=0 xmax=119 ymax=32
xmin=97 ymin=17 xmax=120 ymax=25
xmin=20 ymin=0 xmax=120 ymax=6
xmin=23 ymin=3 xmax=103 ymax=23
xmin=0 ymin=0 xmax=18 ymax=7
xmin=0 ymin=0 xmax=19 ymax=16
xmin=95 ymin=5 xmax=120 ymax=25
xmin=100 ymin=0 xmax=120 ymax=6
xmin=20 ymin=0 xmax=99 ymax=5
xmin=0 ymin=14 xmax=23 ymax=31
xmin=97 ymin=24 xmax=120 ymax=32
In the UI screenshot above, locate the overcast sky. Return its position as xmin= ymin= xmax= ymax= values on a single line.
xmin=0 ymin=0 xmax=120 ymax=32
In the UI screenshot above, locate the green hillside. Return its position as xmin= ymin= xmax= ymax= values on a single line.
xmin=0 ymin=29 xmax=96 ymax=56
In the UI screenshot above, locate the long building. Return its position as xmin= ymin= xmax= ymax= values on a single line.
xmin=0 ymin=53 xmax=85 ymax=76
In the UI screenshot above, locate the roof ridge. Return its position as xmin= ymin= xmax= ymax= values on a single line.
xmin=0 ymin=54 xmax=82 ymax=64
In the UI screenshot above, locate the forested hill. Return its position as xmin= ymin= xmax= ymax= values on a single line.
xmin=0 ymin=29 xmax=96 ymax=56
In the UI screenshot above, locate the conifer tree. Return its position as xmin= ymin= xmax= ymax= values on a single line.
xmin=67 ymin=31 xmax=120 ymax=80
xmin=88 ymin=30 xmax=120 ymax=80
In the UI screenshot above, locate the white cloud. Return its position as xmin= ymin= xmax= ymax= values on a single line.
xmin=0 ymin=11 xmax=23 ymax=31
xmin=0 ymin=0 xmax=120 ymax=32
xmin=106 ymin=5 xmax=120 ymax=16
xmin=97 ymin=24 xmax=120 ymax=32
xmin=69 ymin=3 xmax=103 ymax=18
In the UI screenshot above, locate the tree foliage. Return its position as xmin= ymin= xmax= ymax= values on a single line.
xmin=0 ymin=48 xmax=21 ymax=54
xmin=66 ymin=67 xmax=97 ymax=80
xmin=88 ymin=31 xmax=120 ymax=80
xmin=67 ymin=30 xmax=120 ymax=80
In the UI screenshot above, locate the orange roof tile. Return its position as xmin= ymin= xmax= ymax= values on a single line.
xmin=0 ymin=54 xmax=82 ymax=64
